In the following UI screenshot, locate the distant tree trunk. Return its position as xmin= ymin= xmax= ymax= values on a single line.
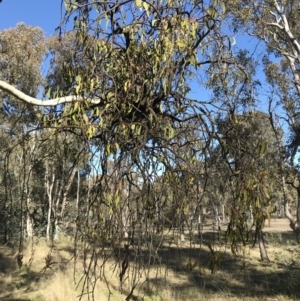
xmin=60 ymin=165 xmax=78 ymax=218
xmin=222 ymin=204 xmax=226 ymax=223
xmin=74 ymin=169 xmax=80 ymax=239
xmin=248 ymin=206 xmax=254 ymax=226
xmin=26 ymin=194 xmax=34 ymax=239
xmin=45 ymin=164 xmax=55 ymax=241
xmin=294 ymin=183 xmax=300 ymax=242
xmin=197 ymin=213 xmax=203 ymax=243
xmin=123 ymin=205 xmax=129 ymax=238
xmin=46 ymin=191 xmax=52 ymax=241
xmin=180 ymin=212 xmax=185 ymax=242
xmin=26 ymin=212 xmax=34 ymax=239
xmin=258 ymin=229 xmax=270 ymax=262
xmin=213 ymin=206 xmax=220 ymax=230
xmin=25 ymin=186 xmax=34 ymax=239
xmin=23 ymin=138 xmax=36 ymax=239
xmin=281 ymin=175 xmax=300 ymax=242
xmin=180 ymin=226 xmax=185 ymax=242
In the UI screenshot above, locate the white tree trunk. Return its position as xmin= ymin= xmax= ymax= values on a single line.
xmin=26 ymin=212 xmax=34 ymax=239
xmin=45 ymin=165 xmax=55 ymax=241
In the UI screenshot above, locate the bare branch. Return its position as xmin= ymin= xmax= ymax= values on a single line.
xmin=272 ymin=0 xmax=300 ymax=55
xmin=0 ymin=80 xmax=100 ymax=106
xmin=266 ymin=22 xmax=283 ymax=30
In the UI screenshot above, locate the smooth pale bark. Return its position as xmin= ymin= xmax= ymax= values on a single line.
xmin=45 ymin=164 xmax=55 ymax=241
xmin=280 ymin=175 xmax=300 ymax=242
xmin=222 ymin=204 xmax=226 ymax=223
xmin=26 ymin=190 xmax=34 ymax=239
xmin=258 ymin=229 xmax=270 ymax=262
xmin=25 ymin=142 xmax=36 ymax=239
xmin=0 ymin=80 xmax=100 ymax=106
xmin=26 ymin=211 xmax=34 ymax=239
xmin=53 ymin=176 xmax=63 ymax=241
xmin=123 ymin=205 xmax=129 ymax=238
xmin=51 ymin=165 xmax=78 ymax=241
xmin=76 ymin=170 xmax=80 ymax=212
xmin=180 ymin=213 xmax=185 ymax=242
xmin=16 ymin=137 xmax=37 ymax=240
xmin=259 ymin=0 xmax=300 ymax=99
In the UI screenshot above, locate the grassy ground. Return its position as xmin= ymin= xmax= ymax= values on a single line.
xmin=0 ymin=219 xmax=299 ymax=301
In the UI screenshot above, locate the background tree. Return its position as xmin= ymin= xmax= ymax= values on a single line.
xmin=216 ymin=110 xmax=281 ymax=260
xmin=0 ymin=23 xmax=46 ymax=246
xmin=227 ymin=0 xmax=300 ymax=239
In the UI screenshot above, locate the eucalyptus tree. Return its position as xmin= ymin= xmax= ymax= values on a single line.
xmin=204 ymin=47 xmax=283 ymax=260
xmin=226 ymin=0 xmax=300 ymax=240
xmin=0 ymin=24 xmax=87 ymax=248
xmin=216 ymin=110 xmax=282 ymax=260
xmin=39 ymin=131 xmax=89 ymax=241
xmin=0 ymin=23 xmax=46 ymax=246
xmin=2 ymin=0 xmax=282 ymax=298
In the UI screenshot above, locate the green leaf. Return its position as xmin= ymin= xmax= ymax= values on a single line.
xmin=105 ymin=144 xmax=111 ymax=156
xmin=115 ymin=194 xmax=120 ymax=207
xmin=46 ymin=87 xmax=52 ymax=98
xmin=83 ymin=114 xmax=89 ymax=124
xmin=64 ymin=0 xmax=71 ymax=12
xmin=107 ymin=92 xmax=114 ymax=100
xmin=143 ymin=1 xmax=150 ymax=12
xmin=90 ymin=78 xmax=95 ymax=90
xmin=75 ymin=84 xmax=81 ymax=94
xmin=135 ymin=0 xmax=142 ymax=8
xmin=221 ymin=2 xmax=226 ymax=14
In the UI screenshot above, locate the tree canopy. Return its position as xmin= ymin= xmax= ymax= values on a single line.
xmin=1 ymin=0 xmax=300 ymax=300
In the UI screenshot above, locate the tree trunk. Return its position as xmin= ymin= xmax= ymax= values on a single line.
xmin=123 ymin=205 xmax=129 ymax=238
xmin=281 ymin=175 xmax=300 ymax=242
xmin=222 ymin=204 xmax=226 ymax=223
xmin=60 ymin=165 xmax=78 ymax=218
xmin=269 ymin=110 xmax=300 ymax=241
xmin=26 ymin=212 xmax=34 ymax=239
xmin=24 ymin=139 xmax=36 ymax=239
xmin=46 ymin=194 xmax=52 ymax=241
xmin=258 ymin=229 xmax=270 ymax=262
xmin=45 ymin=165 xmax=55 ymax=241
xmin=180 ymin=212 xmax=185 ymax=242
xmin=180 ymin=229 xmax=185 ymax=242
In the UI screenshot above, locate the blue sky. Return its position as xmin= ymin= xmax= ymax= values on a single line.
xmin=0 ymin=0 xmax=62 ymax=36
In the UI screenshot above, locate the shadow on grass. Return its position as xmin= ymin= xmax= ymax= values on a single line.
xmin=0 ymin=245 xmax=45 ymax=300
xmin=56 ymin=227 xmax=300 ymax=299
xmin=1 ymin=227 xmax=300 ymax=301
xmin=137 ymin=229 xmax=300 ymax=300
xmin=0 ymin=246 xmax=18 ymax=297
xmin=1 ymin=298 xmax=31 ymax=301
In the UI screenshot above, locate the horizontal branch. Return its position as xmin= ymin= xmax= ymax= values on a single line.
xmin=266 ymin=22 xmax=283 ymax=30
xmin=0 ymin=80 xmax=100 ymax=107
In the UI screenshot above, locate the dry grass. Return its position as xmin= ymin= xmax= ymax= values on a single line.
xmin=0 ymin=219 xmax=300 ymax=301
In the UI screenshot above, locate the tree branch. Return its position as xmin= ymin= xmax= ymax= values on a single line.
xmin=0 ymin=80 xmax=100 ymax=106
xmin=273 ymin=0 xmax=300 ymax=55
xmin=265 ymin=22 xmax=283 ymax=30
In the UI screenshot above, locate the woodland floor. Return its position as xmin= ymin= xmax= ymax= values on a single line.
xmin=0 ymin=218 xmax=299 ymax=301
